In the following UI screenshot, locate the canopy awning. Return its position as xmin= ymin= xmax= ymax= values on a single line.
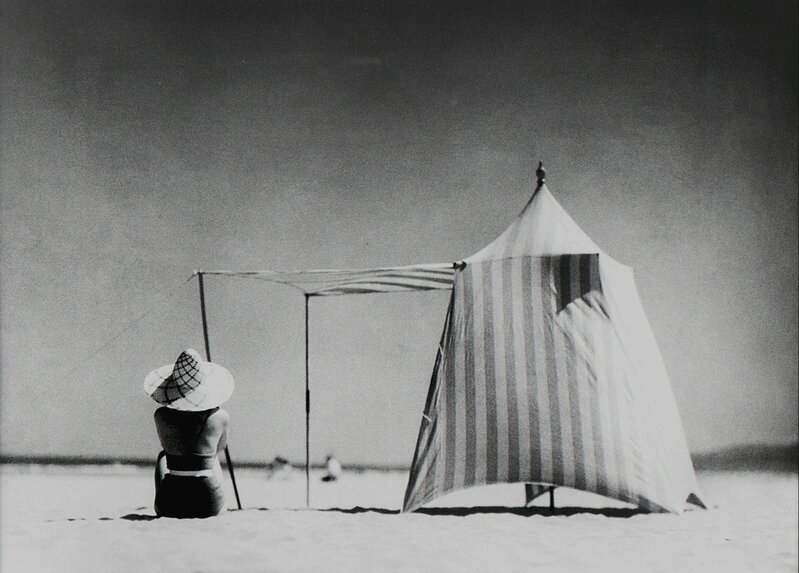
xmin=198 ymin=263 xmax=457 ymax=297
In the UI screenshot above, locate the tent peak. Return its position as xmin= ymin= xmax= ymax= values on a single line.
xmin=535 ymin=160 xmax=546 ymax=188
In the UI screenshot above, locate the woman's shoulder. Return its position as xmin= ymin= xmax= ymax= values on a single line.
xmin=207 ymin=408 xmax=229 ymax=428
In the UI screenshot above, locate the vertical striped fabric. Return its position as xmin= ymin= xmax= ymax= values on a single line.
xmin=404 ymin=185 xmax=703 ymax=514
xmin=404 ymin=254 xmax=643 ymax=511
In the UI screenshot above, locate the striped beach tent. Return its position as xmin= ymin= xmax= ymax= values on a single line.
xmin=403 ymin=179 xmax=705 ymax=514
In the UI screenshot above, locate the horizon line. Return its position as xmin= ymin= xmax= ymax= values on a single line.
xmin=1 ymin=442 xmax=795 ymax=473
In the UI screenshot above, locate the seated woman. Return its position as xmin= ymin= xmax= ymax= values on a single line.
xmin=144 ymin=348 xmax=234 ymax=518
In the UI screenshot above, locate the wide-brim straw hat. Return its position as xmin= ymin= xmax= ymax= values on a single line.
xmin=144 ymin=349 xmax=234 ymax=411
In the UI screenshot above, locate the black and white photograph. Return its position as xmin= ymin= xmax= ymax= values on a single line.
xmin=1 ymin=0 xmax=796 ymax=571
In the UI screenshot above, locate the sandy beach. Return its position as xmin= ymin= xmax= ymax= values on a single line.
xmin=1 ymin=465 xmax=795 ymax=573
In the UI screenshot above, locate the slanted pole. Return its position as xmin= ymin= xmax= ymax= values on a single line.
xmin=304 ymin=293 xmax=311 ymax=508
xmin=197 ymin=271 xmax=243 ymax=510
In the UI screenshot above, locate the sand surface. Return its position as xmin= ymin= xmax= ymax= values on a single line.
xmin=1 ymin=466 xmax=796 ymax=572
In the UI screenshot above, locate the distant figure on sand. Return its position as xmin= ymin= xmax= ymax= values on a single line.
xmin=267 ymin=456 xmax=292 ymax=480
xmin=144 ymin=349 xmax=234 ymax=518
xmin=321 ymin=454 xmax=342 ymax=482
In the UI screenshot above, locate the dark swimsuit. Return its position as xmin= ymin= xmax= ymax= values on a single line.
xmin=154 ymin=412 xmax=226 ymax=518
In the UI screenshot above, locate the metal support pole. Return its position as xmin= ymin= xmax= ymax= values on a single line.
xmin=304 ymin=294 xmax=311 ymax=508
xmin=197 ymin=272 xmax=243 ymax=510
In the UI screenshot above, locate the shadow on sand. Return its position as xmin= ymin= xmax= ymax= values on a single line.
xmin=57 ymin=505 xmax=644 ymax=521
xmin=268 ymin=505 xmax=646 ymax=518
xmin=415 ymin=505 xmax=646 ymax=517
xmin=46 ymin=513 xmax=158 ymax=523
xmin=119 ymin=513 xmax=159 ymax=521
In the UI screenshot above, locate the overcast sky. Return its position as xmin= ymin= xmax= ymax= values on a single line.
xmin=1 ymin=0 xmax=796 ymax=466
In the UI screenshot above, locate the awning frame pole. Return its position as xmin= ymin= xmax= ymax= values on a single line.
xmin=197 ymin=271 xmax=243 ymax=510
xmin=304 ymin=293 xmax=311 ymax=508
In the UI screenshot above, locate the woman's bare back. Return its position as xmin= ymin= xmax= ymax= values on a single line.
xmin=154 ymin=407 xmax=229 ymax=457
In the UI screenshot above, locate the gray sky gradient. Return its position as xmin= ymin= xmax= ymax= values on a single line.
xmin=1 ymin=0 xmax=796 ymax=466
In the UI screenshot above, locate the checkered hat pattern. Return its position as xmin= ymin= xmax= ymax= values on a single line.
xmin=144 ymin=349 xmax=234 ymax=411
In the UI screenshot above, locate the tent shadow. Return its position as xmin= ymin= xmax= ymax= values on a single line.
xmin=415 ymin=505 xmax=645 ymax=518
xmin=295 ymin=506 xmax=644 ymax=518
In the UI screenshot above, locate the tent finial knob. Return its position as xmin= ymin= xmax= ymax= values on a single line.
xmin=536 ymin=161 xmax=546 ymax=187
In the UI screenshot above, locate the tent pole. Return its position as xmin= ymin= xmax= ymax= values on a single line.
xmin=197 ymin=271 xmax=243 ymax=510
xmin=304 ymin=293 xmax=310 ymax=508
xmin=535 ymin=161 xmax=546 ymax=190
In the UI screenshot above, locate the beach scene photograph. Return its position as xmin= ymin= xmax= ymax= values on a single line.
xmin=1 ymin=1 xmax=797 ymax=572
